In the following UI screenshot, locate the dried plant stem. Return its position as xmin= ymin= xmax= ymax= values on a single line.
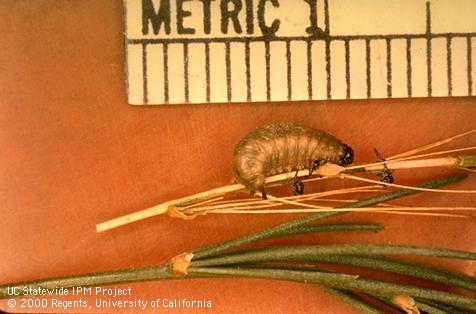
xmin=189 ymin=187 xmax=382 ymax=211
xmin=355 ymin=156 xmax=471 ymax=172
xmin=341 ymin=173 xmax=476 ymax=194
xmin=191 ymin=186 xmax=382 ymax=213
xmin=205 ymin=206 xmax=476 ymax=214
xmin=206 ymin=208 xmax=472 ymax=220
xmin=387 ymin=128 xmax=476 ymax=160
xmin=368 ymin=146 xmax=476 ymax=167
xmin=96 ymin=155 xmax=476 ymax=232
xmin=96 ymin=183 xmax=242 ymax=231
xmin=257 ymin=192 xmax=327 ymax=209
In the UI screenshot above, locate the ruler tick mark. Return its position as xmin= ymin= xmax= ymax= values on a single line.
xmin=162 ymin=43 xmax=169 ymax=103
xmin=324 ymin=0 xmax=331 ymax=99
xmin=286 ymin=40 xmax=292 ymax=101
xmin=325 ymin=40 xmax=331 ymax=99
xmin=142 ymin=43 xmax=148 ymax=104
xmin=447 ymin=36 xmax=452 ymax=96
xmin=406 ymin=38 xmax=412 ymax=97
xmin=183 ymin=43 xmax=189 ymax=103
xmin=307 ymin=40 xmax=313 ymax=100
xmin=426 ymin=1 xmax=432 ymax=97
xmin=205 ymin=43 xmax=211 ymax=102
xmin=344 ymin=39 xmax=350 ymax=99
xmin=225 ymin=41 xmax=232 ymax=102
xmin=386 ymin=38 xmax=392 ymax=97
xmin=467 ymin=36 xmax=473 ymax=96
xmin=265 ymin=40 xmax=271 ymax=101
xmin=245 ymin=40 xmax=251 ymax=102
xmin=365 ymin=39 xmax=371 ymax=98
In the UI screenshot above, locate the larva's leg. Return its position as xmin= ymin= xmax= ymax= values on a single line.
xmin=290 ymin=170 xmax=305 ymax=195
xmin=292 ymin=180 xmax=304 ymax=195
xmin=260 ymin=188 xmax=268 ymax=200
xmin=374 ymin=148 xmax=394 ymax=183
xmin=308 ymin=161 xmax=316 ymax=176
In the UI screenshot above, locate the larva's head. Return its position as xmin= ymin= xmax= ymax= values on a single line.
xmin=339 ymin=144 xmax=354 ymax=166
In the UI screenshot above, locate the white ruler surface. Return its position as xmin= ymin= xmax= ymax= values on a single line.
xmin=124 ymin=0 xmax=476 ymax=105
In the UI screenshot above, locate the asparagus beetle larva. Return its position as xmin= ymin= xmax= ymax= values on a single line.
xmin=232 ymin=123 xmax=354 ymax=199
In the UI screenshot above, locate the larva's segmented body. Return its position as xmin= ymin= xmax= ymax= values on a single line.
xmin=232 ymin=123 xmax=354 ymax=196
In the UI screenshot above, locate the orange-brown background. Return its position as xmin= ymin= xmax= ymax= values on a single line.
xmin=0 ymin=1 xmax=475 ymax=313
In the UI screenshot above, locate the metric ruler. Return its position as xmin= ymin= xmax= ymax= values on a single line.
xmin=124 ymin=0 xmax=476 ymax=105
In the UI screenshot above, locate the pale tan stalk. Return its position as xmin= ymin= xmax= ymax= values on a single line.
xmin=341 ymin=174 xmax=476 ymax=193
xmin=205 ymin=207 xmax=475 ymax=220
xmin=96 ymin=155 xmax=476 ymax=232
xmin=187 ymin=188 xmax=386 ymax=216
xmin=387 ymin=129 xmax=476 ymax=160
xmin=344 ymin=147 xmax=476 ymax=172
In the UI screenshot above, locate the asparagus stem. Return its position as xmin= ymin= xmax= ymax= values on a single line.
xmin=188 ymin=266 xmax=476 ymax=312
xmin=192 ymin=245 xmax=476 ymax=268
xmin=193 ymin=251 xmax=476 ymax=292
xmin=0 ymin=265 xmax=173 ymax=299
xmin=271 ymin=223 xmax=383 ymax=238
xmin=302 ymin=255 xmax=476 ymax=292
